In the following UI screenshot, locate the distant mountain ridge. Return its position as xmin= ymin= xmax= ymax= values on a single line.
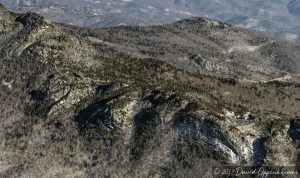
xmin=1 ymin=0 xmax=300 ymax=43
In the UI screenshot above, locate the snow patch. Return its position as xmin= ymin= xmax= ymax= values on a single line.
xmin=229 ymin=44 xmax=261 ymax=53
xmin=223 ymin=109 xmax=235 ymax=119
xmin=139 ymin=8 xmax=148 ymax=13
xmin=2 ymin=80 xmax=14 ymax=89
xmin=241 ymin=137 xmax=255 ymax=161
xmin=247 ymin=65 xmax=272 ymax=74
xmin=215 ymin=140 xmax=240 ymax=164
xmin=264 ymin=74 xmax=292 ymax=82
xmin=148 ymin=6 xmax=156 ymax=10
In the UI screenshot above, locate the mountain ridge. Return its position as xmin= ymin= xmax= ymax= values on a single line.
xmin=1 ymin=4 xmax=300 ymax=177
xmin=1 ymin=0 xmax=300 ymax=43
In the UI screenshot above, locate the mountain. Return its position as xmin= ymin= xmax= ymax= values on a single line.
xmin=288 ymin=0 xmax=300 ymax=16
xmin=1 ymin=0 xmax=300 ymax=43
xmin=1 ymin=4 xmax=300 ymax=177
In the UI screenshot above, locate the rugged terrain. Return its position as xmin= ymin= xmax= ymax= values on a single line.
xmin=1 ymin=0 xmax=300 ymax=43
xmin=1 ymin=3 xmax=300 ymax=177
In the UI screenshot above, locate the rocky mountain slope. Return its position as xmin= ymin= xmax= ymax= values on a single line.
xmin=1 ymin=0 xmax=300 ymax=43
xmin=1 ymin=4 xmax=300 ymax=177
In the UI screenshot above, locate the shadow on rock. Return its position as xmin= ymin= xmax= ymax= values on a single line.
xmin=252 ymin=137 xmax=268 ymax=167
xmin=288 ymin=118 xmax=300 ymax=148
xmin=130 ymin=108 xmax=161 ymax=160
xmin=74 ymin=97 xmax=117 ymax=142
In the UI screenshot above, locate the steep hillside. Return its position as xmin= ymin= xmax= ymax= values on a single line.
xmin=0 ymin=4 xmax=300 ymax=177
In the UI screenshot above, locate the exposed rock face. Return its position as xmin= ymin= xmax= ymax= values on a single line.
xmin=173 ymin=112 xmax=240 ymax=163
xmin=0 ymin=4 xmax=300 ymax=177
